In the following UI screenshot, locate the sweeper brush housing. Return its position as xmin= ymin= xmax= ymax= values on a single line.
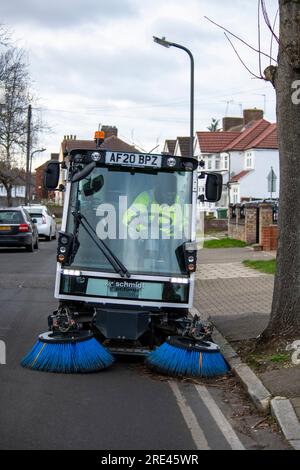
xmin=146 ymin=336 xmax=229 ymax=378
xmin=21 ymin=331 xmax=114 ymax=373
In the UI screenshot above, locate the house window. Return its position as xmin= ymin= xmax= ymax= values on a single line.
xmin=224 ymin=156 xmax=229 ymax=170
xmin=246 ymin=152 xmax=253 ymax=169
xmin=207 ymin=157 xmax=212 ymax=170
xmin=215 ymin=157 xmax=221 ymax=170
xmin=232 ymin=187 xmax=239 ymax=204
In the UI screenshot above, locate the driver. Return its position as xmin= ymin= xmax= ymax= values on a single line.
xmin=123 ymin=173 xmax=181 ymax=238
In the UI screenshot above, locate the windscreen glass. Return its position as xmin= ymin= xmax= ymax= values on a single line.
xmin=66 ymin=167 xmax=193 ymax=276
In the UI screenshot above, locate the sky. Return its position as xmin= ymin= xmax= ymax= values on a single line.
xmin=0 ymin=0 xmax=279 ymax=168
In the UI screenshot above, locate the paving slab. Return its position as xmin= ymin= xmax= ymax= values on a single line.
xmin=291 ymin=399 xmax=300 ymax=421
xmin=260 ymin=369 xmax=300 ymax=399
xmin=198 ymin=247 xmax=276 ymax=265
xmin=210 ymin=313 xmax=269 ymax=341
xmin=196 ymin=262 xmax=267 ymax=280
xmin=195 ymin=277 xmax=274 ymax=318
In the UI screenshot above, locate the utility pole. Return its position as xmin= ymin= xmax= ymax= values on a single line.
xmin=25 ymin=104 xmax=32 ymax=205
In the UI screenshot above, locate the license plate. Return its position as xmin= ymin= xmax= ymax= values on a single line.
xmin=0 ymin=226 xmax=11 ymax=231
xmin=105 ymin=152 xmax=162 ymax=168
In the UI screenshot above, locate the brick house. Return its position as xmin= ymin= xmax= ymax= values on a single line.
xmin=35 ymin=153 xmax=59 ymax=202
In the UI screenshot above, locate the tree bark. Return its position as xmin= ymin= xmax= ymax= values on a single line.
xmin=261 ymin=0 xmax=300 ymax=340
xmin=5 ymin=184 xmax=12 ymax=207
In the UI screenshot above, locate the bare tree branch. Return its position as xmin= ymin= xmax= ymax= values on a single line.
xmin=270 ymin=8 xmax=279 ymax=66
xmin=205 ymin=16 xmax=277 ymax=63
xmin=224 ymin=33 xmax=264 ymax=80
xmin=261 ymin=0 xmax=280 ymax=44
xmin=258 ymin=0 xmax=263 ymax=77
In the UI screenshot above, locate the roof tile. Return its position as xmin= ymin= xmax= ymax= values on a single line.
xmin=230 ymin=170 xmax=252 ymax=183
xmin=197 ymin=131 xmax=240 ymax=153
xmin=223 ymin=119 xmax=271 ymax=151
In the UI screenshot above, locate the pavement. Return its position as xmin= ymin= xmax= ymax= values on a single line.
xmin=0 ymin=242 xmax=288 ymax=450
xmin=194 ymin=246 xmax=300 ymax=448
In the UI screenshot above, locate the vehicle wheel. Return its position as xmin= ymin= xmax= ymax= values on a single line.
xmin=26 ymin=242 xmax=34 ymax=252
xmin=46 ymin=230 xmax=51 ymax=241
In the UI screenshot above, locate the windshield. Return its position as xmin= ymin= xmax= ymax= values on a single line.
xmin=66 ymin=167 xmax=193 ymax=276
xmin=0 ymin=210 xmax=23 ymax=224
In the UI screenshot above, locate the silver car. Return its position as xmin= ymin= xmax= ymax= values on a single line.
xmin=22 ymin=205 xmax=57 ymax=241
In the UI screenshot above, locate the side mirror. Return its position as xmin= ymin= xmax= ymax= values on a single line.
xmin=205 ymin=173 xmax=223 ymax=202
xmin=44 ymin=161 xmax=60 ymax=190
xmin=83 ymin=175 xmax=104 ymax=196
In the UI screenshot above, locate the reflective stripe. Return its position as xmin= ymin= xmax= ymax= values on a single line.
xmin=124 ymin=190 xmax=181 ymax=236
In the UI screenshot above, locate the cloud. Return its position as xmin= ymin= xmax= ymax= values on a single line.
xmin=2 ymin=0 xmax=278 ymax=158
xmin=0 ymin=0 xmax=136 ymax=28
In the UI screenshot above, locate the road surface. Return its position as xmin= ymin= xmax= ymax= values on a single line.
xmin=0 ymin=242 xmax=288 ymax=450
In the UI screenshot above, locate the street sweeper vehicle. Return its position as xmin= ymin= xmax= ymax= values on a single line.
xmin=22 ymin=131 xmax=229 ymax=377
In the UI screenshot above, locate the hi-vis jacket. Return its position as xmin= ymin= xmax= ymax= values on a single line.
xmin=123 ymin=190 xmax=182 ymax=238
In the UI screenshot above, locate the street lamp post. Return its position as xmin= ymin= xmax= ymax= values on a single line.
xmin=153 ymin=36 xmax=194 ymax=160
xmin=27 ymin=148 xmax=46 ymax=203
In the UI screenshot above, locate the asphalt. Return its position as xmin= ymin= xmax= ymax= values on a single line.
xmin=0 ymin=242 xmax=288 ymax=450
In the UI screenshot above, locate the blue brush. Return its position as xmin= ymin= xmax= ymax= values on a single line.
xmin=21 ymin=331 xmax=114 ymax=373
xmin=146 ymin=336 xmax=229 ymax=378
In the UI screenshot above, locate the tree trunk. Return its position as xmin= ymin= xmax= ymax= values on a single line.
xmin=261 ymin=0 xmax=300 ymax=341
xmin=6 ymin=185 xmax=12 ymax=207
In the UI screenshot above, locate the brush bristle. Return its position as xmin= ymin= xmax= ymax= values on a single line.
xmin=146 ymin=342 xmax=229 ymax=377
xmin=21 ymin=337 xmax=114 ymax=373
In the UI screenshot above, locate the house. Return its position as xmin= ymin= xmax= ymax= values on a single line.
xmin=195 ymin=109 xmax=279 ymax=211
xmin=163 ymin=140 xmax=176 ymax=155
xmin=0 ymin=170 xmax=35 ymax=206
xmin=35 ymin=153 xmax=59 ymax=202
xmin=163 ymin=137 xmax=191 ymax=158
xmin=55 ymin=126 xmax=140 ymax=205
xmin=225 ymin=122 xmax=278 ymax=203
xmin=174 ymin=137 xmax=191 ymax=158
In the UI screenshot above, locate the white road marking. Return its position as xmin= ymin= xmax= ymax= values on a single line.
xmin=169 ymin=381 xmax=210 ymax=450
xmin=195 ymin=385 xmax=245 ymax=450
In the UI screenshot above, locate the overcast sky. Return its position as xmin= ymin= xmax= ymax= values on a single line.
xmin=1 ymin=0 xmax=279 ymax=167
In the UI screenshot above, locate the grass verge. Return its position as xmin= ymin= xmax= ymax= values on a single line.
xmin=203 ymin=237 xmax=247 ymax=249
xmin=243 ymin=259 xmax=276 ymax=275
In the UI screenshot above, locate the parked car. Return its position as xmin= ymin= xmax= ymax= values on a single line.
xmin=0 ymin=207 xmax=39 ymax=252
xmin=22 ymin=205 xmax=57 ymax=241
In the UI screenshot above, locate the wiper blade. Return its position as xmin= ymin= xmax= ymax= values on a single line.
xmin=72 ymin=211 xmax=131 ymax=278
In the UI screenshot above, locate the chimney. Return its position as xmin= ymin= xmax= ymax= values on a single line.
xmin=101 ymin=125 xmax=118 ymax=139
xmin=50 ymin=153 xmax=59 ymax=161
xmin=243 ymin=108 xmax=264 ymax=125
xmin=222 ymin=117 xmax=243 ymax=132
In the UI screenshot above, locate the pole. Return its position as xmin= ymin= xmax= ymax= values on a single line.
xmin=153 ymin=38 xmax=194 ymax=159
xmin=168 ymin=43 xmax=194 ymax=159
xmin=25 ymin=104 xmax=32 ymax=205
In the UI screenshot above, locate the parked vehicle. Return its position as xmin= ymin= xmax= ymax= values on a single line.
xmin=22 ymin=205 xmax=57 ymax=241
xmin=0 ymin=207 xmax=39 ymax=252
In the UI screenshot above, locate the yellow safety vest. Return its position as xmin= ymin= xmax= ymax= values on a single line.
xmin=123 ymin=190 xmax=181 ymax=237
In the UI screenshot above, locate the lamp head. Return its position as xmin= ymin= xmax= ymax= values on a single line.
xmin=153 ymin=36 xmax=172 ymax=48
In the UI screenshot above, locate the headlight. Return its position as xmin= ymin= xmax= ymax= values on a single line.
xmin=167 ymin=157 xmax=176 ymax=168
xmin=91 ymin=152 xmax=101 ymax=162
